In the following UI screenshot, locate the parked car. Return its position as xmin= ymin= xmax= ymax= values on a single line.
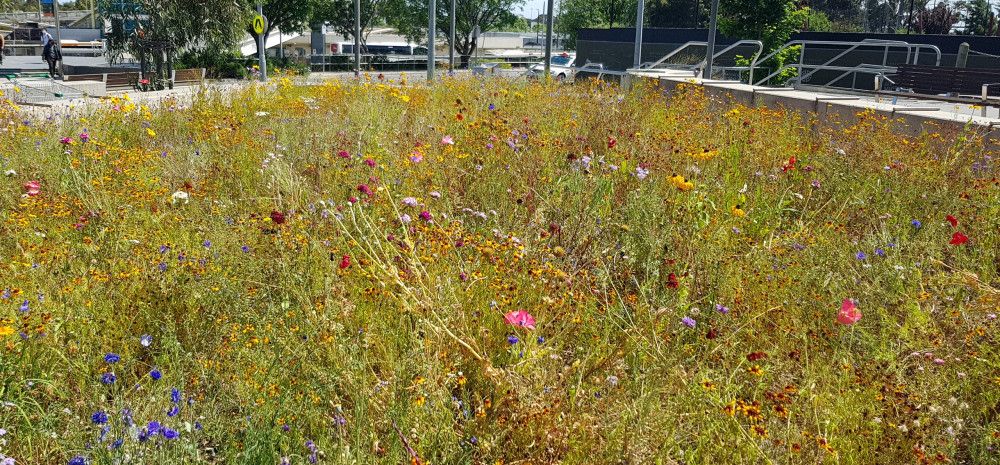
xmin=528 ymin=53 xmax=576 ymax=81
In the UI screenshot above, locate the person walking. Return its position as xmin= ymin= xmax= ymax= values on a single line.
xmin=41 ymin=28 xmax=61 ymax=78
xmin=0 ymin=33 xmax=6 ymax=66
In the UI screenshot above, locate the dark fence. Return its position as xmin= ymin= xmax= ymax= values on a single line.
xmin=577 ymin=28 xmax=1000 ymax=72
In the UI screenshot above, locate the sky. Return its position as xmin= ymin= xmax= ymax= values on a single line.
xmin=519 ymin=0 xmax=551 ymax=19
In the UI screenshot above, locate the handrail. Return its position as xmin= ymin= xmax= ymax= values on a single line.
xmin=754 ymin=63 xmax=895 ymax=90
xmin=749 ymin=39 xmax=942 ymax=86
xmin=638 ymin=39 xmax=763 ymax=77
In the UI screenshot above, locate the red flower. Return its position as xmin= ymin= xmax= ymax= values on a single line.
xmin=946 ymin=215 xmax=958 ymax=228
xmin=666 ymin=273 xmax=679 ymax=289
xmin=607 ymin=137 xmax=617 ymax=149
xmin=339 ymin=255 xmax=351 ymax=269
xmin=270 ymin=210 xmax=286 ymax=225
xmin=782 ymin=156 xmax=796 ymax=173
xmin=950 ymin=231 xmax=968 ymax=245
xmin=746 ymin=351 xmax=768 ymax=362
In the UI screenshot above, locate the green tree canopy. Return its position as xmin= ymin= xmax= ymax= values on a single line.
xmin=383 ymin=0 xmax=524 ymax=65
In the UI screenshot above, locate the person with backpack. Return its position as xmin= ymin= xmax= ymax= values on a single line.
xmin=41 ymin=28 xmax=61 ymax=78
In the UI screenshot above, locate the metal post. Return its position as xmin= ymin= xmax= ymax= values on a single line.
xmin=544 ymin=0 xmax=554 ymax=77
xmin=633 ymin=0 xmax=644 ymax=67
xmin=53 ymin=0 xmax=64 ymax=78
xmin=906 ymin=0 xmax=914 ymax=33
xmin=257 ymin=3 xmax=267 ymax=82
xmin=37 ymin=0 xmax=42 ymax=22
xmin=703 ymin=0 xmax=719 ymax=79
xmin=354 ymin=0 xmax=361 ymax=76
xmin=427 ymin=0 xmax=435 ymax=81
xmin=449 ymin=0 xmax=456 ymax=71
xmin=90 ymin=0 xmax=95 ymax=29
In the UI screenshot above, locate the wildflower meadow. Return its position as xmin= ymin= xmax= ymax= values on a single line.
xmin=0 ymin=76 xmax=998 ymax=464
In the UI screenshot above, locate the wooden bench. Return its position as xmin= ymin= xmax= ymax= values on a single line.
xmin=888 ymin=64 xmax=1000 ymax=99
xmin=171 ymin=68 xmax=205 ymax=87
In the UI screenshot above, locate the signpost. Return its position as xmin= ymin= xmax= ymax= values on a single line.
xmin=427 ymin=0 xmax=435 ymax=81
xmin=254 ymin=6 xmax=267 ymax=82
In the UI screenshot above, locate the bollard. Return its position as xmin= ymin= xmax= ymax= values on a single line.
xmin=957 ymin=42 xmax=969 ymax=68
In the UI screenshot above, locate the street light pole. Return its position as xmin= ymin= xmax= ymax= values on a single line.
xmin=354 ymin=0 xmax=361 ymax=76
xmin=257 ymin=2 xmax=267 ymax=82
xmin=428 ymin=0 xmax=436 ymax=81
xmin=703 ymin=0 xmax=719 ymax=79
xmin=53 ymin=0 xmax=64 ymax=78
xmin=449 ymin=0 xmax=456 ymax=71
xmin=544 ymin=0 xmax=554 ymax=77
xmin=633 ymin=0 xmax=644 ymax=67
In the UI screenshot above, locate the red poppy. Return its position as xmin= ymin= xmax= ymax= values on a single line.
xmin=950 ymin=231 xmax=968 ymax=245
xmin=270 ymin=210 xmax=286 ymax=225
xmin=946 ymin=215 xmax=958 ymax=228
xmin=339 ymin=255 xmax=351 ymax=269
xmin=666 ymin=273 xmax=679 ymax=288
xmin=607 ymin=137 xmax=617 ymax=149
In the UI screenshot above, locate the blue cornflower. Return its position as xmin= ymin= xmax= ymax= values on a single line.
xmin=157 ymin=262 xmax=167 ymax=272
xmin=91 ymin=411 xmax=108 ymax=425
xmin=855 ymin=251 xmax=867 ymax=260
xmin=111 ymin=438 xmax=124 ymax=449
xmin=104 ymin=353 xmax=120 ymax=364
xmin=715 ymin=303 xmax=730 ymax=314
xmin=241 ymin=245 xmax=250 ymax=253
xmin=101 ymin=372 xmax=116 ymax=385
xmin=875 ymin=248 xmax=886 ymax=257
xmin=537 ymin=336 xmax=545 ymax=344
xmin=140 ymin=334 xmax=152 ymax=347
xmin=159 ymin=245 xmax=169 ymax=254
xmin=150 ymin=369 xmax=162 ymax=381
xmin=162 ymin=428 xmax=179 ymax=439
xmin=202 ymin=240 xmax=211 ymax=248
xmin=911 ymin=219 xmax=922 ymax=228
xmin=19 ymin=300 xmax=29 ymax=312
xmin=168 ymin=405 xmax=179 ymax=417
xmin=171 ymin=388 xmax=181 ymax=403
xmin=681 ymin=316 xmax=696 ymax=328
xmin=68 ymin=456 xmax=87 ymax=465
xmin=147 ymin=421 xmax=161 ymax=435
xmin=507 ymin=335 xmax=519 ymax=345
xmin=195 ymin=421 xmax=203 ymax=431
xmin=488 ymin=103 xmax=496 ymax=111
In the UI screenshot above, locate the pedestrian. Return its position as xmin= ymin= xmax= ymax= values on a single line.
xmin=0 ymin=32 xmax=5 ymax=66
xmin=41 ymin=28 xmax=60 ymax=78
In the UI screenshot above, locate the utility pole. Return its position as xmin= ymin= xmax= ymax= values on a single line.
xmin=544 ymin=0 xmax=554 ymax=77
xmin=257 ymin=2 xmax=267 ymax=82
xmin=427 ymin=0 xmax=436 ymax=81
xmin=449 ymin=0 xmax=456 ymax=71
xmin=703 ymin=0 xmax=719 ymax=79
xmin=53 ymin=0 xmax=64 ymax=78
xmin=354 ymin=0 xmax=361 ymax=76
xmin=633 ymin=0 xmax=645 ymax=67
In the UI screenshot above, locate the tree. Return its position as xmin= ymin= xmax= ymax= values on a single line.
xmin=960 ymin=0 xmax=998 ymax=35
xmin=384 ymin=0 xmax=524 ymax=67
xmin=99 ymin=0 xmax=248 ymax=65
xmin=720 ymin=0 xmax=797 ymax=50
xmin=555 ymin=0 xmax=638 ymax=50
xmin=311 ymin=0 xmax=392 ymax=50
xmin=647 ymin=0 xmax=705 ymax=28
xmin=913 ymin=2 xmax=959 ymax=33
xmin=246 ymin=0 xmax=317 ymax=58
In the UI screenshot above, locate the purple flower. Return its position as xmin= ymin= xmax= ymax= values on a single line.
xmin=911 ymin=219 xmax=921 ymax=228
xmin=104 ymin=353 xmax=121 ymax=364
xmin=171 ymin=388 xmax=181 ymax=403
xmin=101 ymin=372 xmax=116 ymax=385
xmin=241 ymin=245 xmax=250 ymax=253
xmin=91 ymin=411 xmax=108 ymax=425
xmin=202 ymin=240 xmax=211 ymax=248
xmin=507 ymin=334 xmax=519 ymax=345
xmin=488 ymin=103 xmax=496 ymax=111
xmin=855 ymin=251 xmax=867 ymax=260
xmin=635 ymin=166 xmax=649 ymax=180
xmin=875 ymin=248 xmax=886 ymax=257
xmin=163 ymin=428 xmax=179 ymax=439
xmin=140 ymin=334 xmax=152 ymax=347
xmin=715 ymin=303 xmax=729 ymax=314
xmin=69 ymin=456 xmax=87 ymax=465
xmin=159 ymin=245 xmax=169 ymax=254
xmin=681 ymin=316 xmax=696 ymax=328
xmin=419 ymin=211 xmax=432 ymax=222
xmin=401 ymin=197 xmax=418 ymax=208
xmin=167 ymin=405 xmax=179 ymax=417
xmin=157 ymin=262 xmax=167 ymax=272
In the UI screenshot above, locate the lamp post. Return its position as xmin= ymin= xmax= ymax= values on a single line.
xmin=257 ymin=2 xmax=267 ymax=82
xmin=53 ymin=0 xmax=64 ymax=78
xmin=703 ymin=0 xmax=719 ymax=79
xmin=449 ymin=0 xmax=456 ymax=70
xmin=543 ymin=0 xmax=554 ymax=77
xmin=428 ymin=0 xmax=436 ymax=80
xmin=354 ymin=0 xmax=361 ymax=75
xmin=633 ymin=0 xmax=644 ymax=67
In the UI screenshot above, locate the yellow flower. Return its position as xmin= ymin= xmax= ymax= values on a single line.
xmin=0 ymin=326 xmax=14 ymax=337
xmin=146 ymin=128 xmax=156 ymax=138
xmin=670 ymin=174 xmax=694 ymax=192
xmin=731 ymin=205 xmax=746 ymax=217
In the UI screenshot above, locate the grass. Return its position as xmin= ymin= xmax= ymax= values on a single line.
xmin=0 ymin=75 xmax=998 ymax=465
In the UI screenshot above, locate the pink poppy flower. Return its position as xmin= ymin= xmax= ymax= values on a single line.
xmin=837 ymin=299 xmax=861 ymax=325
xmin=441 ymin=135 xmax=454 ymax=145
xmin=504 ymin=310 xmax=536 ymax=330
xmin=23 ymin=180 xmax=41 ymax=196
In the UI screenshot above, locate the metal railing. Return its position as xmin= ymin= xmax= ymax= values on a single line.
xmin=635 ymin=39 xmax=763 ymax=80
xmin=749 ymin=39 xmax=942 ymax=90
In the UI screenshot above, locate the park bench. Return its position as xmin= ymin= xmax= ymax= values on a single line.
xmin=170 ymin=68 xmax=205 ymax=87
xmin=64 ymin=68 xmax=204 ymax=93
xmin=885 ymin=64 xmax=1000 ymax=101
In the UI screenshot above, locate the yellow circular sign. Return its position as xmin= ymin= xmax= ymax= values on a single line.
xmin=252 ymin=14 xmax=266 ymax=35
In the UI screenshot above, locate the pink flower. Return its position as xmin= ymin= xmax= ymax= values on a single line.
xmin=441 ymin=135 xmax=454 ymax=145
xmin=357 ymin=184 xmax=373 ymax=196
xmin=337 ymin=150 xmax=351 ymax=159
xmin=409 ymin=152 xmax=423 ymax=163
xmin=23 ymin=180 xmax=41 ymax=196
xmin=504 ymin=310 xmax=536 ymax=330
xmin=364 ymin=158 xmax=376 ymax=168
xmin=419 ymin=210 xmax=432 ymax=222
xmin=79 ymin=132 xmax=90 ymax=143
xmin=59 ymin=137 xmax=72 ymax=145
xmin=837 ymin=299 xmax=861 ymax=325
